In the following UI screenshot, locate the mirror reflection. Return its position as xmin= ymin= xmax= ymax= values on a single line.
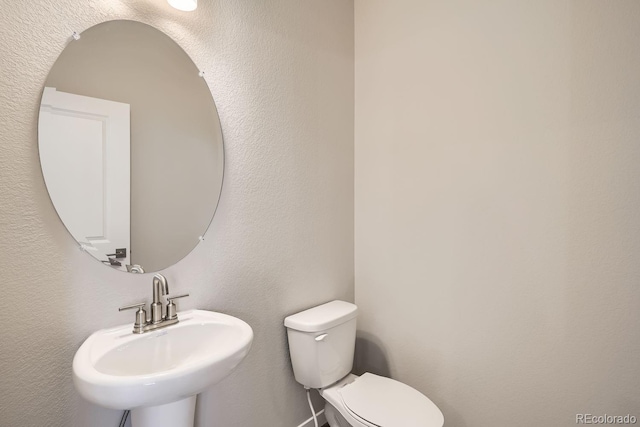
xmin=38 ymin=20 xmax=224 ymax=273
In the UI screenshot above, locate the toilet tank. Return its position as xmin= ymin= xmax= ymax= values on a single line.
xmin=284 ymin=300 xmax=358 ymax=389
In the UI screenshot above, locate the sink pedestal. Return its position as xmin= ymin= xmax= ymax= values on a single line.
xmin=131 ymin=396 xmax=196 ymax=427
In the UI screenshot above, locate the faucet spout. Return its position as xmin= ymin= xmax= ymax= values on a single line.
xmin=150 ymin=274 xmax=169 ymax=324
xmin=152 ymin=274 xmax=169 ymax=303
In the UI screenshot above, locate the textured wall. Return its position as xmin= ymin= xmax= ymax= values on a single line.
xmin=0 ymin=1 xmax=354 ymax=426
xmin=355 ymin=1 xmax=640 ymax=426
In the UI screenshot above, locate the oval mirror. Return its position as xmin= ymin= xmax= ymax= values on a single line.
xmin=38 ymin=20 xmax=224 ymax=274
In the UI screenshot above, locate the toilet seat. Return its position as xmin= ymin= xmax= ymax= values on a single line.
xmin=338 ymin=373 xmax=444 ymax=427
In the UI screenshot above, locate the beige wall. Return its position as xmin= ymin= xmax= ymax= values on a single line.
xmin=45 ymin=20 xmax=223 ymax=272
xmin=355 ymin=1 xmax=640 ymax=426
xmin=0 ymin=1 xmax=353 ymax=426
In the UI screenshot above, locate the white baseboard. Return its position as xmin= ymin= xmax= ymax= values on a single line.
xmin=296 ymin=408 xmax=326 ymax=427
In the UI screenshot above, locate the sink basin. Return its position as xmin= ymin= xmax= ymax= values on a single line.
xmin=73 ymin=309 xmax=253 ymax=426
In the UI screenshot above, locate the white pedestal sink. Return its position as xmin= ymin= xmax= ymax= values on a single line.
xmin=73 ymin=310 xmax=253 ymax=427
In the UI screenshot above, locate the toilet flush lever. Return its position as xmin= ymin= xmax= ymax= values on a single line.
xmin=315 ymin=333 xmax=328 ymax=342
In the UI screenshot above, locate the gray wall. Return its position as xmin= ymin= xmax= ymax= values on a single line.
xmin=355 ymin=1 xmax=640 ymax=426
xmin=45 ymin=20 xmax=224 ymax=273
xmin=0 ymin=1 xmax=354 ymax=426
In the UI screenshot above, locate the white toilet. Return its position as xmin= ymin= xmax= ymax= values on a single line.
xmin=285 ymin=300 xmax=444 ymax=427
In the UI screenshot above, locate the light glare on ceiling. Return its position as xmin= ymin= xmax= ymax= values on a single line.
xmin=168 ymin=0 xmax=197 ymax=12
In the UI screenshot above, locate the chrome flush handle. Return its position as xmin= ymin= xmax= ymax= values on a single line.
xmin=315 ymin=333 xmax=329 ymax=342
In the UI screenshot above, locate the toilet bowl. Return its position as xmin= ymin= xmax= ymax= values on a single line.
xmin=284 ymin=301 xmax=444 ymax=427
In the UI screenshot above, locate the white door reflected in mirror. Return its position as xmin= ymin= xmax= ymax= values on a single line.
xmin=39 ymin=87 xmax=131 ymax=266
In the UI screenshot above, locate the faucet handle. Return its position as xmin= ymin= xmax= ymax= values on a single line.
xmin=166 ymin=294 xmax=189 ymax=320
xmin=119 ymin=302 xmax=146 ymax=312
xmin=167 ymin=294 xmax=189 ymax=302
xmin=119 ymin=302 xmax=147 ymax=334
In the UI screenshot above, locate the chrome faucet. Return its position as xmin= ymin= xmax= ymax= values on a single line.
xmin=119 ymin=274 xmax=189 ymax=334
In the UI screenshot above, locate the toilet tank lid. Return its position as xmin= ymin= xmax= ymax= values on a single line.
xmin=284 ymin=300 xmax=357 ymax=332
